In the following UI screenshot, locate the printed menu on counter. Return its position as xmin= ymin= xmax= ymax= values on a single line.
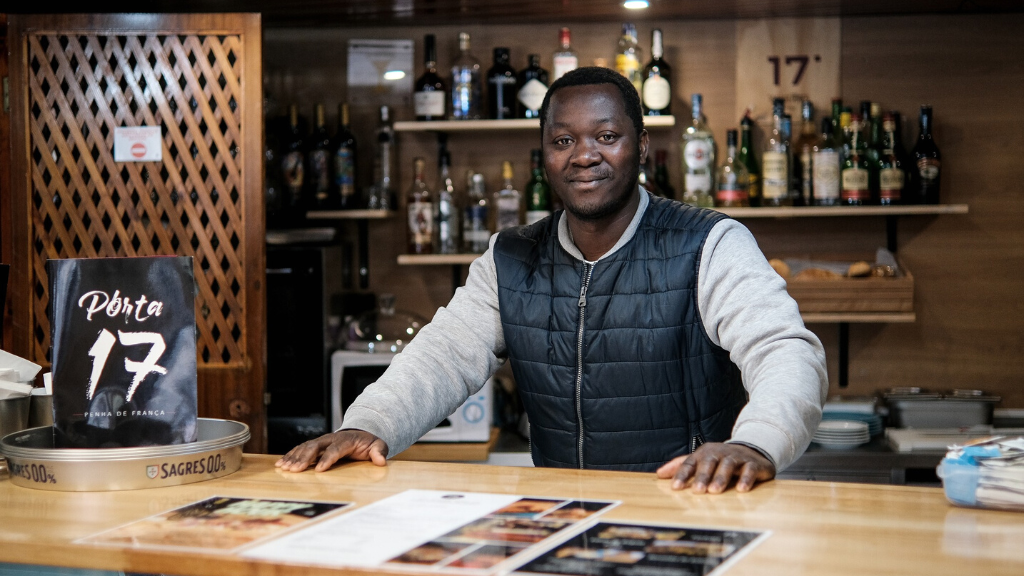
xmin=76 ymin=496 xmax=352 ymax=553
xmin=242 ymin=489 xmax=619 ymax=573
xmin=515 ymin=521 xmax=769 ymax=576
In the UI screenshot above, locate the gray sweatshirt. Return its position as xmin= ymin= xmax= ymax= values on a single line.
xmin=341 ymin=189 xmax=828 ymax=471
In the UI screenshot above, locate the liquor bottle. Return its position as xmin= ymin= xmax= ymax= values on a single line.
xmin=762 ymin=99 xmax=791 ymax=206
xmin=368 ymin=105 xmax=395 ymax=210
xmin=680 ymin=94 xmax=715 ymax=207
xmin=812 ymin=117 xmax=841 ymax=206
xmin=639 ymin=155 xmax=656 ymax=194
xmin=281 ymin=105 xmax=306 ymax=216
xmin=517 ymin=54 xmax=549 ymax=119
xmin=653 ymin=150 xmax=675 ymax=200
xmin=781 ymin=113 xmax=797 ymax=204
xmin=525 ymin=149 xmax=552 ymax=224
xmin=878 ymin=113 xmax=904 ymax=206
xmin=841 ymin=115 xmax=872 ymax=206
xmin=435 ymin=147 xmax=459 ymax=253
xmin=909 ymin=105 xmax=941 ymax=204
xmin=265 ymin=125 xmax=284 ymax=227
xmin=552 ymin=27 xmax=578 ymax=81
xmin=414 ymin=34 xmax=447 ymax=121
xmin=715 ymin=130 xmax=750 ymax=207
xmin=738 ymin=113 xmax=761 ymax=207
xmin=306 ymin=104 xmax=333 ymax=209
xmin=839 ymin=107 xmax=852 ymax=166
xmin=791 ymin=100 xmax=818 ymax=206
xmin=494 ymin=161 xmax=522 ymax=231
xmin=488 ymin=48 xmax=517 ymax=120
xmin=406 ymin=158 xmax=433 ymax=254
xmin=641 ymin=29 xmax=672 ymax=115
xmin=891 ymin=111 xmax=915 ymax=203
xmin=450 ymin=32 xmax=483 ymax=120
xmin=614 ymin=23 xmax=643 ymax=93
xmin=333 ymin=103 xmax=358 ymax=209
xmin=463 ymin=172 xmax=491 ymax=253
xmin=830 ymin=98 xmax=843 ymax=143
xmin=866 ymin=102 xmax=883 ymax=201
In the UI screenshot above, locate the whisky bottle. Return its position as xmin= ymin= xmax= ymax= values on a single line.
xmin=791 ymin=100 xmax=818 ymax=207
xmin=641 ymin=29 xmax=672 ymax=115
xmin=333 ymin=103 xmax=358 ymax=209
xmin=494 ymin=161 xmax=523 ymax=231
xmin=406 ymin=158 xmax=434 ymax=255
xmin=878 ymin=113 xmax=904 ymax=206
xmin=762 ymin=99 xmax=791 ymax=206
xmin=680 ymin=93 xmax=715 ymax=207
xmin=450 ymin=33 xmax=482 ymax=120
xmin=841 ymin=115 xmax=872 ymax=205
xmin=738 ymin=113 xmax=761 ymax=207
xmin=414 ymin=34 xmax=447 ymax=121
xmin=715 ymin=130 xmax=750 ymax=207
xmin=909 ymin=105 xmax=941 ymax=204
xmin=488 ymin=48 xmax=517 ymax=120
xmin=614 ymin=23 xmax=643 ymax=93
xmin=517 ymin=54 xmax=549 ymax=119
xmin=812 ymin=117 xmax=841 ymax=206
xmin=552 ymin=27 xmax=578 ymax=81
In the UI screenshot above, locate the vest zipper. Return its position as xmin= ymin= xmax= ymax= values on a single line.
xmin=575 ymin=262 xmax=594 ymax=469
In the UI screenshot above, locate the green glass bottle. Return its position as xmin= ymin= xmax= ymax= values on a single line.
xmin=525 ymin=149 xmax=551 ymax=224
xmin=841 ymin=114 xmax=871 ymax=206
xmin=737 ymin=113 xmax=761 ymax=207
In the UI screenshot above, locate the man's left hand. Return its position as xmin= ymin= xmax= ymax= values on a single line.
xmin=656 ymin=443 xmax=775 ymax=494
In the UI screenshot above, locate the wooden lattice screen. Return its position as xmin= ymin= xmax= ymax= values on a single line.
xmin=6 ymin=14 xmax=266 ymax=451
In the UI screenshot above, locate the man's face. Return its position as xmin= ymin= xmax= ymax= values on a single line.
xmin=542 ymin=84 xmax=648 ymax=221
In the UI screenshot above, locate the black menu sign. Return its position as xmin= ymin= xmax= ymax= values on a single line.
xmin=48 ymin=256 xmax=198 ymax=448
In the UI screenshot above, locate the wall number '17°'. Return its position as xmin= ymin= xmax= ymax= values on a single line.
xmin=86 ymin=328 xmax=168 ymax=402
xmin=768 ymin=55 xmax=822 ymax=86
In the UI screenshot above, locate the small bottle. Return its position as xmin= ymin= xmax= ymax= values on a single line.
xmin=368 ymin=105 xmax=395 ymax=210
xmin=333 ymin=103 xmax=358 ymax=209
xmin=494 ymin=161 xmax=522 ymax=231
xmin=641 ymin=29 xmax=672 ymax=116
xmin=841 ymin=114 xmax=871 ymax=206
xmin=450 ymin=32 xmax=483 ymax=120
xmin=552 ymin=27 xmax=578 ymax=81
xmin=737 ymin=112 xmax=761 ymax=207
xmin=762 ymin=99 xmax=791 ymax=206
xmin=435 ymin=147 xmax=459 ymax=253
xmin=406 ymin=158 xmax=433 ymax=254
xmin=812 ymin=117 xmax=841 ymax=206
xmin=517 ymin=54 xmax=549 ymax=119
xmin=680 ymin=94 xmax=715 ymax=207
xmin=281 ymin=104 xmax=305 ymax=215
xmin=715 ymin=130 xmax=750 ymax=208
xmin=653 ymin=150 xmax=675 ymax=200
xmin=910 ymin=105 xmax=941 ymax=204
xmin=463 ymin=172 xmax=491 ymax=253
xmin=414 ymin=34 xmax=447 ymax=121
xmin=525 ymin=149 xmax=552 ymax=224
xmin=878 ymin=113 xmax=904 ymax=206
xmin=614 ymin=23 xmax=643 ymax=93
xmin=488 ymin=48 xmax=517 ymax=120
xmin=792 ymin=100 xmax=818 ymax=207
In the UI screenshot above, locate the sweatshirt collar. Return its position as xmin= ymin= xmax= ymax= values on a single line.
xmin=557 ymin=186 xmax=649 ymax=263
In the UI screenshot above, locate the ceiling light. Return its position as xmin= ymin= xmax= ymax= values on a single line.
xmin=623 ymin=0 xmax=649 ymax=9
xmin=383 ymin=70 xmax=406 ymax=81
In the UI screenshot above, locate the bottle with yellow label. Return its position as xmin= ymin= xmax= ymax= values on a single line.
xmin=762 ymin=98 xmax=791 ymax=206
xmin=614 ymin=23 xmax=643 ymax=93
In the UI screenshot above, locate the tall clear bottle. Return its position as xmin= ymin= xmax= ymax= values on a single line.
xmin=909 ymin=105 xmax=941 ymax=204
xmin=450 ymin=32 xmax=482 ymax=120
xmin=878 ymin=113 xmax=904 ymax=206
xmin=680 ymin=93 xmax=715 ymax=207
xmin=488 ymin=48 xmax=517 ymax=120
xmin=738 ymin=113 xmax=761 ymax=207
xmin=792 ymin=100 xmax=818 ymax=207
xmin=333 ymin=103 xmax=358 ymax=209
xmin=368 ymin=105 xmax=395 ymax=210
xmin=641 ymin=29 xmax=672 ymax=115
xmin=414 ymin=34 xmax=447 ymax=121
xmin=552 ymin=27 xmax=578 ymax=81
xmin=614 ymin=23 xmax=643 ymax=93
xmin=812 ymin=117 xmax=841 ymax=206
xmin=463 ymin=172 xmax=491 ymax=253
xmin=715 ymin=130 xmax=750 ymax=207
xmin=762 ymin=99 xmax=791 ymax=206
xmin=494 ymin=161 xmax=523 ymax=231
xmin=435 ymin=147 xmax=459 ymax=253
xmin=525 ymin=149 xmax=552 ymax=224
xmin=406 ymin=158 xmax=433 ymax=254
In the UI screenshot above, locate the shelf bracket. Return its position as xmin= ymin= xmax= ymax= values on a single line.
xmin=838 ymin=322 xmax=849 ymax=388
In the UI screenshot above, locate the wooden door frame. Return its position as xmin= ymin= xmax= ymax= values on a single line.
xmin=5 ymin=13 xmax=266 ymax=451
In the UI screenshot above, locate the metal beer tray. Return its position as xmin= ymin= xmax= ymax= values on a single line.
xmin=0 ymin=418 xmax=249 ymax=491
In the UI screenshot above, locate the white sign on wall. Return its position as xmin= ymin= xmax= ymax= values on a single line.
xmin=347 ymin=39 xmax=414 ymax=108
xmin=113 ymin=126 xmax=162 ymax=162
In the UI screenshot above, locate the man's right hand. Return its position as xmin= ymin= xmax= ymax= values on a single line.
xmin=275 ymin=429 xmax=389 ymax=473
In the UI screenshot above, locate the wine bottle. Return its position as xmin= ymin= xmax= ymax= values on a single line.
xmin=715 ymin=130 xmax=750 ymax=207
xmin=653 ymin=150 xmax=675 ymax=200
xmin=414 ymin=34 xmax=447 ymax=121
xmin=641 ymin=29 xmax=672 ymax=115
xmin=306 ymin=104 xmax=333 ymax=209
xmin=406 ymin=158 xmax=433 ymax=254
xmin=450 ymin=33 xmax=482 ymax=120
xmin=333 ymin=103 xmax=358 ymax=209
xmin=517 ymin=54 xmax=549 ymax=119
xmin=525 ymin=149 xmax=552 ymax=224
xmin=552 ymin=27 xmax=578 ymax=81
xmin=909 ymin=105 xmax=941 ymax=204
xmin=738 ymin=113 xmax=761 ymax=207
xmin=792 ymin=100 xmax=818 ymax=207
xmin=812 ymin=117 xmax=841 ymax=206
xmin=488 ymin=48 xmax=517 ymax=120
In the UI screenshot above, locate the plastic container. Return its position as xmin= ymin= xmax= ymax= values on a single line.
xmin=938 ymin=458 xmax=1024 ymax=512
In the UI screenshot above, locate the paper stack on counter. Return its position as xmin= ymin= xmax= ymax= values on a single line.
xmin=938 ymin=436 xmax=1024 ymax=512
xmin=0 ymin=350 xmax=42 ymax=399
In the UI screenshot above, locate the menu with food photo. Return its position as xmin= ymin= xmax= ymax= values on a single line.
xmin=242 ymin=489 xmax=619 ymax=574
xmin=514 ymin=521 xmax=769 ymax=576
xmin=76 ymin=496 xmax=352 ymax=553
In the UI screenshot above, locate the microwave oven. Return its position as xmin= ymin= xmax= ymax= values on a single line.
xmin=330 ymin=350 xmax=493 ymax=442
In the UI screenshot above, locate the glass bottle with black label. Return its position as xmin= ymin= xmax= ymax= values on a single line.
xmin=488 ymin=48 xmax=517 ymax=120
xmin=463 ymin=172 xmax=491 ymax=254
xmin=435 ymin=147 xmax=459 ymax=254
xmin=306 ymin=104 xmax=333 ymax=209
xmin=517 ymin=54 xmax=549 ymax=119
xmin=910 ymin=105 xmax=941 ymax=204
xmin=878 ymin=113 xmax=904 ymax=205
xmin=281 ymin=104 xmax=305 ymax=215
xmin=414 ymin=34 xmax=447 ymax=121
xmin=812 ymin=117 xmax=841 ymax=206
xmin=333 ymin=103 xmax=358 ymax=209
xmin=525 ymin=149 xmax=551 ymax=224
xmin=450 ymin=32 xmax=482 ymax=120
xmin=641 ymin=29 xmax=672 ymax=116
xmin=715 ymin=130 xmax=750 ymax=207
xmin=552 ymin=27 xmax=578 ymax=81
xmin=614 ymin=23 xmax=643 ymax=93
xmin=680 ymin=93 xmax=715 ymax=207
xmin=407 ymin=158 xmax=433 ymax=255
xmin=738 ymin=113 xmax=761 ymax=207
xmin=762 ymin=99 xmax=790 ymax=206
xmin=841 ymin=115 xmax=872 ymax=205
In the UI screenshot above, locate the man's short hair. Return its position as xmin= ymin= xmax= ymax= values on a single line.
xmin=539 ymin=66 xmax=645 ymax=138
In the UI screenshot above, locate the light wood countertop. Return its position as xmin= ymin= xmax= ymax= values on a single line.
xmin=0 ymin=455 xmax=1021 ymax=575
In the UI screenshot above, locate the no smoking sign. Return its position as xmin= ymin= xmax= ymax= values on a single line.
xmin=114 ymin=126 xmax=162 ymax=162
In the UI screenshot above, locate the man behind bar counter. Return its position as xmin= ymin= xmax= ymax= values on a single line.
xmin=278 ymin=67 xmax=828 ymax=494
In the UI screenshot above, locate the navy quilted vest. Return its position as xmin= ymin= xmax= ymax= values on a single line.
xmin=493 ymin=194 xmax=747 ymax=472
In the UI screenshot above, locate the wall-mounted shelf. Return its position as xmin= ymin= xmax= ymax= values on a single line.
xmin=306 ymin=209 xmax=394 ymax=220
xmin=393 ymin=115 xmax=675 ymax=132
xmin=397 ymin=254 xmax=481 ymax=265
xmin=715 ymin=204 xmax=969 ymax=218
xmin=802 ymin=312 xmax=916 ymax=324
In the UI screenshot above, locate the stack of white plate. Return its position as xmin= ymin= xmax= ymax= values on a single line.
xmin=822 ymin=412 xmax=884 ymax=436
xmin=812 ymin=420 xmax=870 ymax=450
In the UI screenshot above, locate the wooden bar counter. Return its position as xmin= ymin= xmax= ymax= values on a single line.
xmin=0 ymin=455 xmax=1021 ymax=575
